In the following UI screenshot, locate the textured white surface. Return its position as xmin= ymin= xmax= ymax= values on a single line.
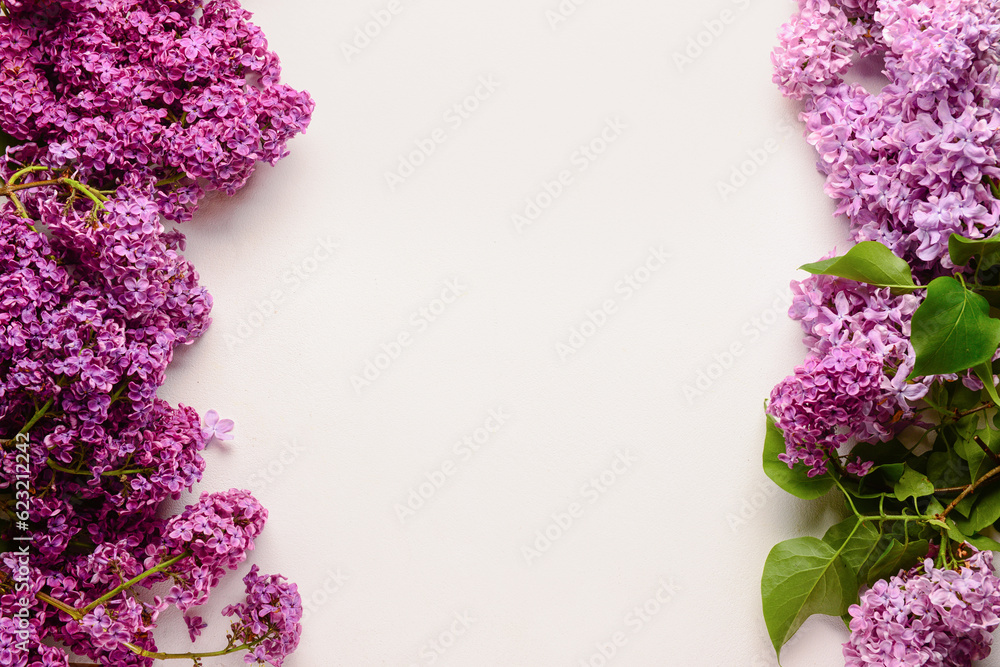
xmin=148 ymin=0 xmax=994 ymax=665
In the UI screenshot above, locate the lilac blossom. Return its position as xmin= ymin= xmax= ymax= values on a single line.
xmin=0 ymin=0 xmax=310 ymax=662
xmin=202 ymin=409 xmax=235 ymax=442
xmin=223 ymin=565 xmax=303 ymax=667
xmin=768 ymin=343 xmax=893 ymax=476
xmin=773 ymin=0 xmax=1000 ymax=276
xmin=844 ymin=547 xmax=1000 ymax=666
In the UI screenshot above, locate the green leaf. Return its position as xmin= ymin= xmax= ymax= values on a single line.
xmin=823 ymin=518 xmax=883 ymax=585
xmin=949 ymin=232 xmax=1000 ymax=268
xmin=867 ymin=538 xmax=930 ymax=584
xmin=975 ymin=361 xmax=1000 ymax=408
xmin=762 ymin=416 xmax=833 ymax=500
xmin=799 ymin=241 xmax=918 ymax=293
xmin=971 ymin=428 xmax=1000 ymax=482
xmin=966 ymin=533 xmax=1000 ymax=552
xmin=0 ymin=131 xmax=12 ymax=155
xmin=893 ymin=465 xmax=935 ymax=502
xmin=909 ymin=277 xmax=1000 ymax=378
xmin=963 ymin=483 xmax=1000 ymax=533
xmin=761 ymin=536 xmax=858 ymax=656
xmin=950 ymin=381 xmax=987 ymax=411
xmin=927 ymin=449 xmax=970 ymax=490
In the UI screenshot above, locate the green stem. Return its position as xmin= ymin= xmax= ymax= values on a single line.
xmin=975 ymin=435 xmax=1000 ymax=464
xmin=123 ymin=641 xmax=255 ymax=660
xmin=154 ymin=171 xmax=188 ymax=187
xmin=955 ymin=403 xmax=993 ymax=419
xmin=0 ymin=175 xmax=107 ymax=210
xmin=46 ymin=459 xmax=151 ymax=477
xmin=36 ymin=592 xmax=82 ymax=621
xmin=7 ymin=165 xmax=51 ymax=187
xmin=110 ymin=383 xmax=127 ymax=403
xmin=17 ymin=398 xmax=53 ymax=436
xmin=79 ymin=552 xmax=189 ymax=615
xmin=831 ymin=473 xmax=862 ymax=518
xmin=60 ymin=177 xmax=107 ymax=207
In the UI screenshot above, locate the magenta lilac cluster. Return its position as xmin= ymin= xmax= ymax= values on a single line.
xmin=0 ymin=0 xmax=313 ymax=665
xmin=843 ymin=548 xmax=1000 ymax=666
xmin=0 ymin=0 xmax=313 ymax=221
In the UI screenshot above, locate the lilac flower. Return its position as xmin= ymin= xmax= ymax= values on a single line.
xmin=773 ymin=0 xmax=1000 ymax=276
xmin=184 ymin=614 xmax=207 ymax=642
xmin=789 ymin=272 xmax=928 ymax=413
xmin=768 ymin=343 xmax=892 ymax=476
xmin=0 ymin=0 xmax=315 ymax=221
xmin=202 ymin=409 xmax=235 ymax=442
xmin=0 ymin=0 xmax=309 ymax=662
xmin=844 ymin=547 xmax=1000 ymax=666
xmin=158 ymin=489 xmax=268 ymax=611
xmin=0 ymin=617 xmax=69 ymax=666
xmin=223 ymin=565 xmax=303 ymax=667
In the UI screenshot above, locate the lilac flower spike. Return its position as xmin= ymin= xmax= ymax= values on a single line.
xmin=844 ymin=547 xmax=1000 ymax=666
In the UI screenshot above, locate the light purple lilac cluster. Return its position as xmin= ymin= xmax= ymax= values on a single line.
xmin=0 ymin=0 xmax=313 ymax=665
xmin=768 ymin=0 xmax=1000 ymax=476
xmin=771 ymin=0 xmax=1000 ymax=662
xmin=775 ymin=0 xmax=1000 ymax=275
xmin=768 ymin=343 xmax=890 ymax=477
xmin=843 ymin=547 xmax=1000 ymax=666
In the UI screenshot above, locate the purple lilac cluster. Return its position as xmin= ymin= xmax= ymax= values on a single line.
xmin=843 ymin=547 xmax=1000 ymax=666
xmin=768 ymin=0 xmax=1000 ymax=478
xmin=222 ymin=565 xmax=303 ymax=666
xmin=771 ymin=0 xmax=1000 ymax=662
xmin=769 ymin=343 xmax=890 ymax=476
xmin=774 ymin=0 xmax=1000 ymax=275
xmin=0 ymin=0 xmax=314 ymax=221
xmin=766 ymin=271 xmax=926 ymax=477
xmin=0 ymin=0 xmax=313 ymax=665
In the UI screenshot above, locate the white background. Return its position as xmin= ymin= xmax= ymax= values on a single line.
xmin=148 ymin=0 xmax=977 ymax=665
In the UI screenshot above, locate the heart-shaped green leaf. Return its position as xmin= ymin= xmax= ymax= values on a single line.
xmin=762 ymin=536 xmax=858 ymax=656
xmin=909 ymin=277 xmax=1000 ymax=378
